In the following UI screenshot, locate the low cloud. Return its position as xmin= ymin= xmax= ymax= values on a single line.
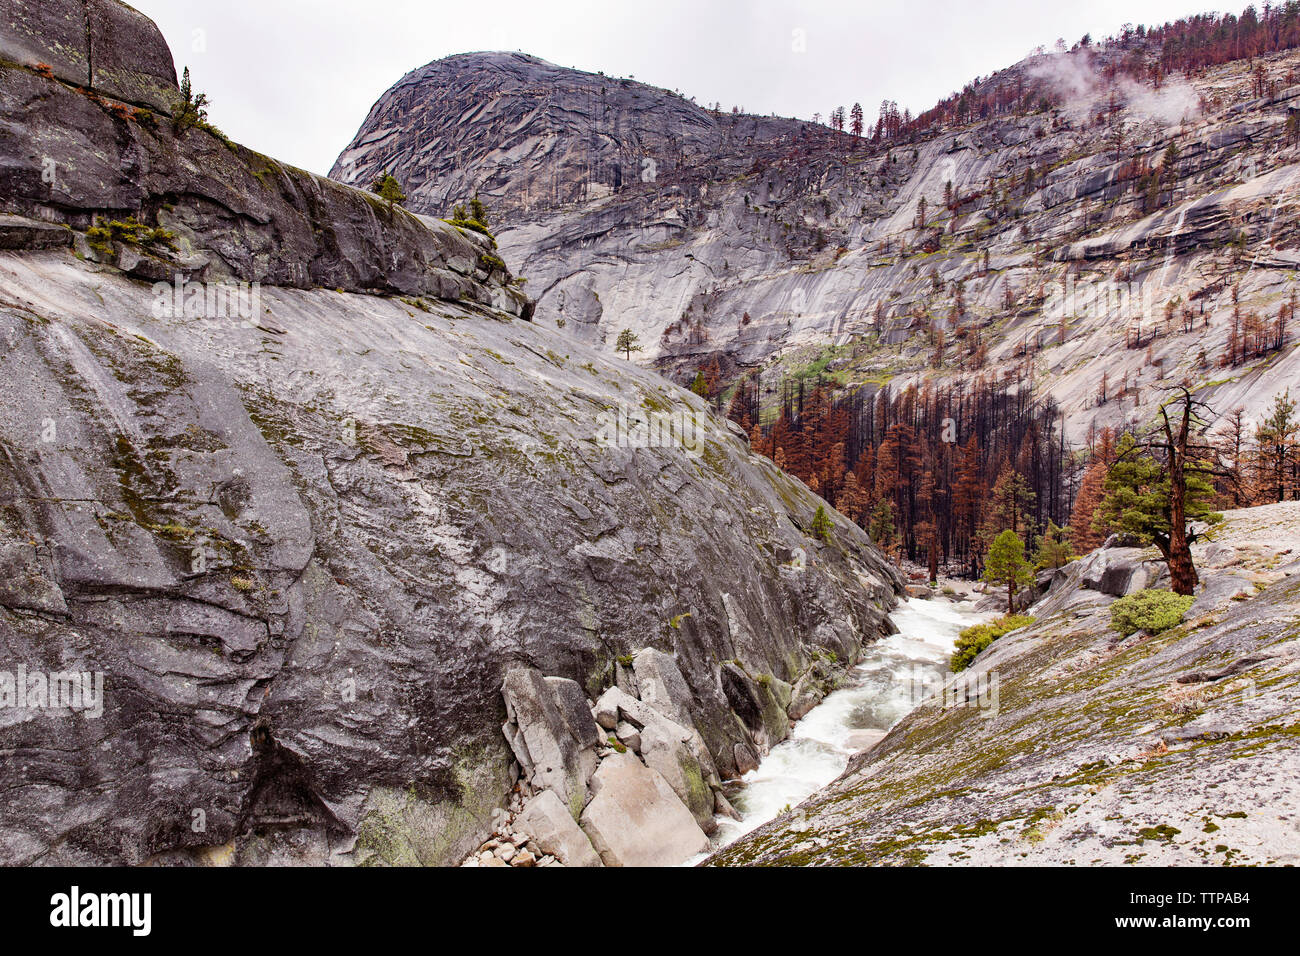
xmin=1026 ymin=49 xmax=1200 ymax=126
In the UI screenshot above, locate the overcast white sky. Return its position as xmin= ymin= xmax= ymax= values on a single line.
xmin=132 ymin=0 xmax=1217 ymax=175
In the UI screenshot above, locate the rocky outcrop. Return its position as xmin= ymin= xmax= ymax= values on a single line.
xmin=710 ymin=504 xmax=1300 ymax=866
xmin=329 ymin=52 xmax=808 ymax=224
xmin=639 ymin=719 xmax=716 ymax=829
xmin=479 ymin=584 xmax=913 ymax=865
xmin=1075 ymin=548 xmax=1162 ymax=598
xmin=501 ymin=669 xmax=600 ymax=819
xmin=0 ymin=0 xmax=178 ymax=113
xmin=0 ymin=243 xmax=899 ymax=866
xmin=0 ymin=20 xmax=530 ymax=316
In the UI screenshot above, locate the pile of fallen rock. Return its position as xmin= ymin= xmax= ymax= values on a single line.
xmin=462 ymin=648 xmax=769 ymax=867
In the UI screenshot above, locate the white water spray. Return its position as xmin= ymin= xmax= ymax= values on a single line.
xmin=703 ymin=596 xmax=991 ymax=854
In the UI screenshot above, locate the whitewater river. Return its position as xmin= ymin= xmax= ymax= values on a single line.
xmin=705 ymin=596 xmax=989 ymax=854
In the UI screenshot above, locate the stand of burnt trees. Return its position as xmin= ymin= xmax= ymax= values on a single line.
xmin=900 ymin=6 xmax=1300 ymax=143
xmin=728 ymin=374 xmax=1074 ymax=577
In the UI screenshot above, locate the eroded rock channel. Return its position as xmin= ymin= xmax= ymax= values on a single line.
xmin=464 ymin=596 xmax=986 ymax=867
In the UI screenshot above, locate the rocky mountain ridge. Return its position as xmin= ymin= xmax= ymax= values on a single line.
xmin=334 ymin=43 xmax=1300 ymax=440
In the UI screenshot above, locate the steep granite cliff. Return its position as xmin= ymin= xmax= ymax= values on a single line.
xmin=0 ymin=1 xmax=901 ymax=865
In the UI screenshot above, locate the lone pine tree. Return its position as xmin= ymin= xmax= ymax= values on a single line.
xmin=616 ymin=329 xmax=643 ymax=360
xmin=371 ymin=170 xmax=406 ymax=212
xmin=1096 ymin=387 xmax=1223 ymax=596
xmin=983 ymin=529 xmax=1035 ymax=615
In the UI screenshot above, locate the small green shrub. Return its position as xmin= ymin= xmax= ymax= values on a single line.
xmin=85 ymin=217 xmax=176 ymax=256
xmin=371 ymin=170 xmax=406 ymax=210
xmin=172 ymin=67 xmax=209 ymax=133
xmin=951 ymin=614 xmax=1034 ymax=672
xmin=170 ymin=66 xmax=229 ymax=145
xmin=1110 ymin=589 xmax=1194 ymax=637
xmin=477 ymin=251 xmax=507 ymax=273
xmin=443 ymin=217 xmax=497 ymax=246
xmin=809 ymin=505 xmax=833 ymax=544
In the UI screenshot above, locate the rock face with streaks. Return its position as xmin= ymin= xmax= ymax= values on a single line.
xmin=0 ymin=3 xmax=901 ymax=866
xmin=333 ymin=47 xmax=1300 ymax=440
xmin=0 ymin=1 xmax=531 ymax=317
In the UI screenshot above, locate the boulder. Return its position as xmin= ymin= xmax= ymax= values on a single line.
xmin=502 ymin=668 xmax=600 ymax=817
xmin=593 ymin=684 xmax=670 ymax=732
xmin=579 ymin=753 xmax=711 ymax=866
xmin=1098 ymin=558 xmax=1154 ymax=597
xmin=733 ymin=742 xmax=760 ymax=775
xmin=0 ymin=0 xmax=178 ymax=113
xmin=516 ymin=790 xmax=603 ymax=867
xmin=639 ymin=720 xmax=716 ymax=830
xmin=631 ymin=647 xmax=697 ymax=727
xmin=767 ymin=675 xmax=794 ymax=712
xmin=0 ymin=215 xmax=72 ymax=250
xmin=614 ymin=659 xmax=640 ymax=698
xmin=720 ymin=662 xmax=788 ymax=752
xmin=788 ymin=657 xmax=839 ymax=720
xmin=714 ymin=791 xmax=742 ymax=821
xmin=615 ymin=721 xmax=641 ymax=753
xmin=593 ymin=691 xmax=620 ymax=730
xmin=593 ymin=685 xmax=721 ymax=791
xmin=1078 ymin=549 xmax=1156 ymax=598
xmin=543 ymin=675 xmax=603 ymax=750
xmin=787 ymin=685 xmax=824 ymax=721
